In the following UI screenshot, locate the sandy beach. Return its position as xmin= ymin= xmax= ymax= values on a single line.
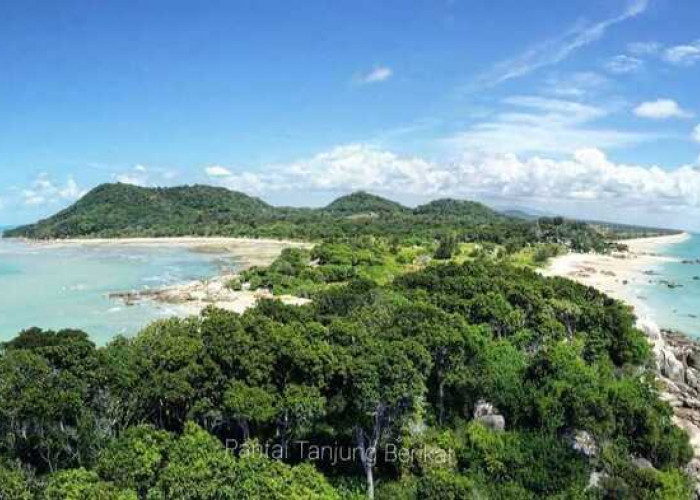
xmin=543 ymin=232 xmax=690 ymax=312
xmin=26 ymin=236 xmax=312 ymax=268
xmin=73 ymin=237 xmax=315 ymax=315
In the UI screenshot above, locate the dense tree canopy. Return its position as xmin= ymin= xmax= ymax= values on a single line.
xmin=0 ymin=256 xmax=693 ymax=498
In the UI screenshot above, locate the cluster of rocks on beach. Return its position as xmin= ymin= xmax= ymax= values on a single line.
xmin=640 ymin=319 xmax=700 ymax=497
xmin=110 ymin=273 xmax=310 ymax=315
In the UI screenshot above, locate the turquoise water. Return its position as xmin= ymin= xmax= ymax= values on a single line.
xmin=635 ymin=234 xmax=700 ymax=337
xmin=0 ymin=238 xmax=240 ymax=344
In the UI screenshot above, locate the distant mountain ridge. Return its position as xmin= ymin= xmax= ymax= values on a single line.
xmin=5 ymin=183 xmax=507 ymax=240
xmin=4 ymin=183 xmax=666 ymax=252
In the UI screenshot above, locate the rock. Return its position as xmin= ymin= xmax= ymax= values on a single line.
xmin=474 ymin=400 xmax=506 ymax=432
xmin=689 ymin=351 xmax=700 ymax=371
xmin=636 ymin=317 xmax=700 ymax=494
xmin=586 ymin=471 xmax=607 ymax=490
xmin=658 ymin=347 xmax=686 ymax=383
xmin=687 ymin=369 xmax=700 ymax=392
xmin=637 ymin=317 xmax=661 ymax=342
xmin=685 ymin=460 xmax=700 ymax=500
xmin=633 ymin=457 xmax=655 ymax=470
xmin=570 ymin=430 xmax=598 ymax=459
xmin=477 ymin=414 xmax=505 ymax=432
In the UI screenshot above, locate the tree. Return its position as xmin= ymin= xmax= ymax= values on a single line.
xmin=0 ymin=459 xmax=33 ymax=500
xmin=126 ymin=318 xmax=207 ymax=430
xmin=275 ymin=384 xmax=326 ymax=450
xmin=154 ymin=422 xmax=339 ymax=500
xmin=416 ymin=469 xmax=475 ymax=500
xmin=96 ymin=425 xmax=172 ymax=497
xmin=223 ymin=381 xmax=277 ymax=440
xmin=434 ymin=234 xmax=458 ymax=260
xmin=344 ymin=339 xmax=430 ymax=499
xmin=0 ymin=330 xmax=104 ymax=473
xmin=43 ymin=468 xmax=137 ymax=500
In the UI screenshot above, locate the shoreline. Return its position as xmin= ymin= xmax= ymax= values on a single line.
xmin=546 ymin=231 xmax=700 ymax=493
xmin=8 ymin=236 xmax=312 ymax=269
xmin=543 ymin=232 xmax=690 ymax=316
xmin=81 ymin=237 xmax=314 ymax=315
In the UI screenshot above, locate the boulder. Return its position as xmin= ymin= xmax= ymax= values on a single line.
xmin=473 ymin=400 xmax=505 ymax=432
xmin=632 ymin=457 xmax=655 ymax=470
xmin=689 ymin=351 xmax=700 ymax=371
xmin=658 ymin=347 xmax=686 ymax=383
xmin=570 ymin=430 xmax=598 ymax=459
xmin=586 ymin=471 xmax=607 ymax=491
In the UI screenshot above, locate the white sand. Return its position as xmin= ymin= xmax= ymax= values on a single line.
xmin=90 ymin=237 xmax=314 ymax=315
xmin=119 ymin=271 xmax=311 ymax=316
xmin=27 ymin=237 xmax=312 ymax=268
xmin=543 ymin=232 xmax=690 ymax=311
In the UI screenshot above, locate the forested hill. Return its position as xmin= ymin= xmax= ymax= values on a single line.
xmin=5 ymin=183 xmax=616 ymax=252
xmin=414 ymin=198 xmax=502 ymax=223
xmin=5 ymin=183 xmax=273 ymax=239
xmin=322 ymin=191 xmax=409 ymax=215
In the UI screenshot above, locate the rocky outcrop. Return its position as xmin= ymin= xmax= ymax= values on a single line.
xmin=569 ymin=430 xmax=598 ymax=459
xmin=636 ymin=317 xmax=700 ymax=498
xmin=109 ymin=273 xmax=311 ymax=316
xmin=473 ymin=400 xmax=505 ymax=432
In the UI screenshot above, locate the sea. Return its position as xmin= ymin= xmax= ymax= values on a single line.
xmin=0 ymin=231 xmax=241 ymax=344
xmin=0 ymin=226 xmax=698 ymax=344
xmin=631 ymin=233 xmax=700 ymax=338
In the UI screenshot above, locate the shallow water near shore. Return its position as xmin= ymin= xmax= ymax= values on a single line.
xmin=635 ymin=233 xmax=700 ymax=337
xmin=0 ymin=239 xmax=241 ymax=344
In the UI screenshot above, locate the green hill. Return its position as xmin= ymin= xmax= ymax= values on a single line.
xmin=5 ymin=184 xmax=619 ymax=253
xmin=322 ymin=191 xmax=408 ymax=215
xmin=414 ymin=198 xmax=503 ymax=223
xmin=5 ymin=183 xmax=272 ymax=239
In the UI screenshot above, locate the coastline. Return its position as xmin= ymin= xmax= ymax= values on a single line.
xmin=546 ymin=231 xmax=700 ymax=493
xmin=543 ymin=231 xmax=690 ymax=314
xmin=77 ymin=237 xmax=314 ymax=315
xmin=18 ymin=236 xmax=313 ymax=269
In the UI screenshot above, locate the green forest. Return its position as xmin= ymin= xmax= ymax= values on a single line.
xmin=0 ymin=258 xmax=694 ymax=499
xmin=5 ymin=184 xmax=630 ymax=253
xmin=1 ymin=184 xmax=691 ymax=499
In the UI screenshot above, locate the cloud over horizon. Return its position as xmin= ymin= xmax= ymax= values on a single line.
xmin=446 ymin=95 xmax=652 ymax=155
xmin=20 ymin=174 xmax=85 ymax=207
xmin=204 ymin=142 xmax=700 ymax=229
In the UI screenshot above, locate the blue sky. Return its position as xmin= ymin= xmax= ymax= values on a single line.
xmin=1 ymin=0 xmax=700 ymax=230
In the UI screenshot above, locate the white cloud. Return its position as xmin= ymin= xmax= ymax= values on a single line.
xmin=205 ymin=165 xmax=233 ymax=178
xmin=605 ymin=54 xmax=643 ymax=74
xmin=206 ymin=144 xmax=453 ymax=196
xmin=22 ymin=173 xmax=85 ymax=207
xmin=633 ymin=99 xmax=693 ymax=120
xmin=205 ymin=144 xmax=700 ymax=223
xmin=545 ymin=72 xmax=609 ymax=98
xmin=445 ymin=95 xmax=651 ymax=155
xmin=663 ymin=40 xmax=700 ymax=66
xmin=114 ymin=165 xmax=178 ymax=186
xmin=693 ymin=124 xmax=700 ymax=144
xmin=627 ymin=41 xmax=661 ymax=56
xmin=356 ymin=66 xmax=393 ymax=85
xmin=473 ymin=0 xmax=649 ymax=87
